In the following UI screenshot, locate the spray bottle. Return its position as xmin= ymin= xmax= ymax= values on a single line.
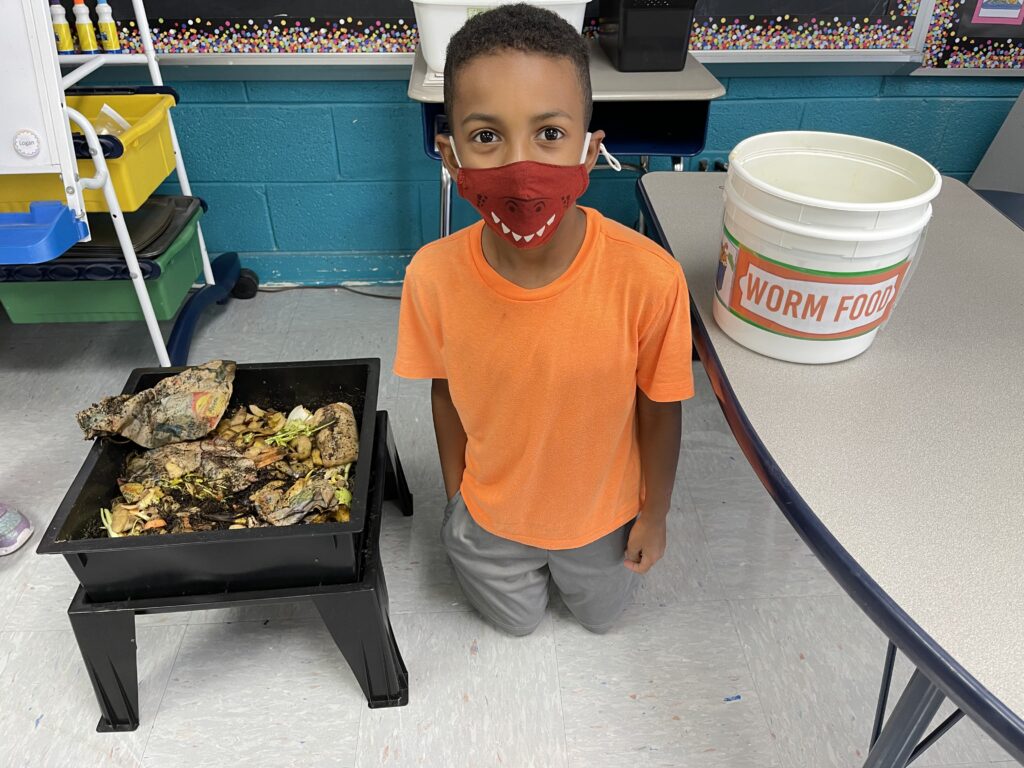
xmin=50 ymin=2 xmax=75 ymax=55
xmin=95 ymin=0 xmax=122 ymax=53
xmin=71 ymin=0 xmax=99 ymax=55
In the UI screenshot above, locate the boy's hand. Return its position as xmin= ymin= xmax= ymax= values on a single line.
xmin=624 ymin=513 xmax=667 ymax=574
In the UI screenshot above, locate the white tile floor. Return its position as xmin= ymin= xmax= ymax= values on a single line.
xmin=0 ymin=289 xmax=1016 ymax=768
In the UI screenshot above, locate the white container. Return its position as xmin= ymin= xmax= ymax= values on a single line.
xmin=72 ymin=0 xmax=100 ymax=55
xmin=95 ymin=0 xmax=123 ymax=53
xmin=413 ymin=0 xmax=588 ymax=74
xmin=50 ymin=3 xmax=75 ymax=55
xmin=713 ymin=131 xmax=941 ymax=365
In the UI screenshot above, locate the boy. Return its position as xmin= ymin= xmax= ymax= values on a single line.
xmin=395 ymin=4 xmax=693 ymax=636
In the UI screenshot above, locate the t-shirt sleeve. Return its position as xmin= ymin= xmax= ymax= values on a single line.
xmin=394 ymin=262 xmax=447 ymax=380
xmin=637 ymin=265 xmax=695 ymax=402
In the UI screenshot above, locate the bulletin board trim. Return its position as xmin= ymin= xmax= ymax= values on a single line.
xmin=52 ymin=2 xmax=1024 ymax=72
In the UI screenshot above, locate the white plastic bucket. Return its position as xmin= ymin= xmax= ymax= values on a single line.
xmin=412 ymin=0 xmax=588 ymax=74
xmin=714 ymin=131 xmax=941 ymax=364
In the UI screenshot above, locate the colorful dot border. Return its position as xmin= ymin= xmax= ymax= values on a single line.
xmin=115 ymin=17 xmax=418 ymax=54
xmin=110 ymin=9 xmax=1021 ymax=69
xmin=923 ymin=0 xmax=1024 ymax=68
xmin=688 ymin=12 xmax=916 ymax=53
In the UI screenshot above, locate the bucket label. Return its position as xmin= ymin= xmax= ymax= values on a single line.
xmin=715 ymin=228 xmax=911 ymax=341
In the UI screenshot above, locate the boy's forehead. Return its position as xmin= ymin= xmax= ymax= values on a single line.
xmin=451 ymin=50 xmax=586 ymax=122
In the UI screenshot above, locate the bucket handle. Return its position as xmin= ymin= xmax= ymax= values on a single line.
xmin=724 ymin=179 xmax=933 ymax=243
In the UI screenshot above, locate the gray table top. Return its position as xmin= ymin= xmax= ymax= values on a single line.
xmin=407 ymin=39 xmax=725 ymax=104
xmin=640 ymin=173 xmax=1024 ymax=724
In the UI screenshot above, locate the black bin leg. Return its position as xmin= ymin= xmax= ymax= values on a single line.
xmin=68 ymin=596 xmax=140 ymax=732
xmin=381 ymin=411 xmax=414 ymax=516
xmin=313 ymin=579 xmax=408 ymax=708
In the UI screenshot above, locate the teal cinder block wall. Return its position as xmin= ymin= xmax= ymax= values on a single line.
xmin=154 ymin=75 xmax=1023 ymax=284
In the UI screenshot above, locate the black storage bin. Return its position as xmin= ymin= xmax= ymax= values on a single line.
xmin=598 ymin=0 xmax=697 ymax=72
xmin=63 ymin=195 xmax=204 ymax=261
xmin=37 ymin=359 xmax=380 ymax=602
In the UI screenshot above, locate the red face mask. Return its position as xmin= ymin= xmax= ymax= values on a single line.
xmin=452 ymin=133 xmax=618 ymax=249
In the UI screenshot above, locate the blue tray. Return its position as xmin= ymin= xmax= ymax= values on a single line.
xmin=0 ymin=202 xmax=89 ymax=265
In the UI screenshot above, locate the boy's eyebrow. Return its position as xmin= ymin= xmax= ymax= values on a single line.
xmin=462 ymin=112 xmax=501 ymax=125
xmin=460 ymin=110 xmax=573 ymax=126
xmin=532 ymin=110 xmax=574 ymax=122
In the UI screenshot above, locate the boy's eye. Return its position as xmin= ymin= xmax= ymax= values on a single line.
xmin=472 ymin=131 xmax=498 ymax=144
xmin=541 ymin=127 xmax=565 ymax=142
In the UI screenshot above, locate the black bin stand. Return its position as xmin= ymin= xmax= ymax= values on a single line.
xmin=67 ymin=411 xmax=414 ymax=732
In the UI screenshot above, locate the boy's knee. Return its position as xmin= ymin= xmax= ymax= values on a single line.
xmin=558 ymin=575 xmax=635 ymax=635
xmin=578 ymin=618 xmax=617 ymax=635
xmin=496 ymin=617 xmax=544 ymax=637
xmin=562 ymin=580 xmax=634 ymax=634
xmin=480 ymin=598 xmax=547 ymax=637
xmin=447 ymin=562 xmax=549 ymax=637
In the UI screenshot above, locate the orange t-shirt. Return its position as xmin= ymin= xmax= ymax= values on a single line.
xmin=394 ymin=207 xmax=694 ymax=549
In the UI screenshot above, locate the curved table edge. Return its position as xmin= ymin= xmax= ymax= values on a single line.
xmin=636 ymin=178 xmax=1024 ymax=763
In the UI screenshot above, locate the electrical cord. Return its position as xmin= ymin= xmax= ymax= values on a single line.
xmin=257 ymin=284 xmax=403 ymax=301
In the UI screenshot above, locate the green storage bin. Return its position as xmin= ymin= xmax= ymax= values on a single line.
xmin=0 ymin=209 xmax=203 ymax=324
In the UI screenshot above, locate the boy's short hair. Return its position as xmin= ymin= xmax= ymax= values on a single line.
xmin=443 ymin=3 xmax=593 ymax=124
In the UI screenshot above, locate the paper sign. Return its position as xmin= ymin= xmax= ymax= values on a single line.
xmin=715 ymin=229 xmax=911 ymax=341
xmin=972 ymin=0 xmax=1024 ymax=25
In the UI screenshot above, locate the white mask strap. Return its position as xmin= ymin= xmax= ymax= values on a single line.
xmin=452 ymin=132 xmax=620 ymax=171
xmin=599 ymin=143 xmax=622 ymax=172
xmin=581 ymin=132 xmax=622 ymax=171
xmin=449 ymin=135 xmax=463 ymax=169
xmin=580 ymin=132 xmax=593 ymax=164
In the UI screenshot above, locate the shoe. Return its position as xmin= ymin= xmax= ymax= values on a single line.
xmin=0 ymin=503 xmax=33 ymax=556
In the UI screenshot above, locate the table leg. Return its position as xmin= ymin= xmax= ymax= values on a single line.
xmin=872 ymin=640 xmax=900 ymax=746
xmin=636 ymin=156 xmax=652 ymax=235
xmin=862 ymin=669 xmax=945 ymax=768
xmin=68 ymin=596 xmax=140 ymax=732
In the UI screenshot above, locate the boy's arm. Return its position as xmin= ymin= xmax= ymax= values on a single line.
xmin=431 ymin=379 xmax=468 ymax=500
xmin=625 ymin=390 xmax=682 ymax=574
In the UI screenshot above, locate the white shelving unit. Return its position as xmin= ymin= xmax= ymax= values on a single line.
xmin=2 ymin=0 xmax=216 ymax=366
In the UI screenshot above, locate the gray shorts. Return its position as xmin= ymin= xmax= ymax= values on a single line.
xmin=440 ymin=491 xmax=638 ymax=636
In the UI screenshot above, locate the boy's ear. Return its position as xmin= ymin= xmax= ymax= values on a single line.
xmin=435 ymin=134 xmax=459 ymax=176
xmin=584 ymin=129 xmax=607 ymax=172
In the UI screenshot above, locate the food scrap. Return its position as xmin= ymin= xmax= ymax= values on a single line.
xmin=78 ymin=362 xmax=360 ymax=538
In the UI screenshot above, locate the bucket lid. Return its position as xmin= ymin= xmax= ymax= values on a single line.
xmin=724 ymin=176 xmax=934 ymax=243
xmin=729 ymin=131 xmax=942 ymax=214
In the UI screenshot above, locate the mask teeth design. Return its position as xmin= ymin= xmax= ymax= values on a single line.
xmin=490 ymin=213 xmax=557 ymax=243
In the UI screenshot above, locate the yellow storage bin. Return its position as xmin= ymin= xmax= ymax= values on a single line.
xmin=0 ymin=93 xmax=176 ymax=214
